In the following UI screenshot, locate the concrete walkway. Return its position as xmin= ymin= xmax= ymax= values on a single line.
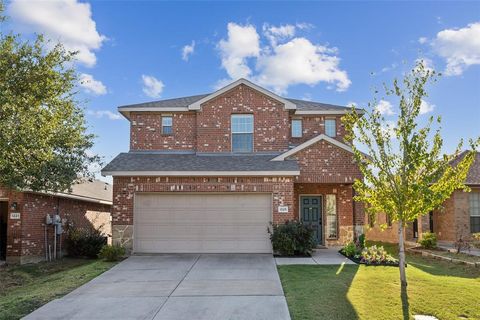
xmin=24 ymin=254 xmax=291 ymax=320
xmin=437 ymin=242 xmax=480 ymax=257
xmin=276 ymin=247 xmax=355 ymax=265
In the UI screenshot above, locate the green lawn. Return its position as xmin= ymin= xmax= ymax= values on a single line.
xmin=0 ymin=258 xmax=117 ymax=320
xmin=278 ymin=242 xmax=480 ymax=320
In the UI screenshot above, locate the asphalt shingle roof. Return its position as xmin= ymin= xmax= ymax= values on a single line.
xmin=102 ymin=153 xmax=299 ymax=173
xmin=119 ymin=94 xmax=349 ymax=112
xmin=450 ymin=151 xmax=480 ymax=185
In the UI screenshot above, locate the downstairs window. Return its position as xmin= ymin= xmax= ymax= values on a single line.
xmin=470 ymin=192 xmax=480 ymax=233
xmin=326 ymin=194 xmax=337 ymax=238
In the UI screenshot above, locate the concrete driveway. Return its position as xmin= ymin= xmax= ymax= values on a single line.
xmin=24 ymin=254 xmax=291 ymax=320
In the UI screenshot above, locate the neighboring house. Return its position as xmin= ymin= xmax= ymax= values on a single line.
xmin=102 ymin=79 xmax=365 ymax=254
xmin=0 ymin=179 xmax=112 ymax=264
xmin=366 ymin=151 xmax=480 ymax=244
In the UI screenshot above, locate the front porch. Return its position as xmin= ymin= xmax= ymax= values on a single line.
xmin=292 ymin=183 xmax=362 ymax=247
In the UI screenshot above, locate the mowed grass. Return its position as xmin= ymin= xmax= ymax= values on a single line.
xmin=278 ymin=242 xmax=480 ymax=320
xmin=0 ymin=258 xmax=117 ymax=320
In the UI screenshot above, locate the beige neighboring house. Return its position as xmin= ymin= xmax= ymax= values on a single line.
xmin=366 ymin=151 xmax=480 ymax=245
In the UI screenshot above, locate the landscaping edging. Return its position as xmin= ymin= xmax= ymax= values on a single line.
xmin=339 ymin=250 xmax=400 ymax=267
xmin=407 ymin=247 xmax=480 ymax=267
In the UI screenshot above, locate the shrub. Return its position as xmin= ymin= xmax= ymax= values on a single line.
xmin=341 ymin=241 xmax=358 ymax=257
xmin=472 ymin=233 xmax=480 ymax=249
xmin=64 ymin=226 xmax=107 ymax=258
xmin=360 ymin=245 xmax=397 ymax=265
xmin=99 ymin=245 xmax=125 ymax=261
xmin=269 ymin=220 xmax=316 ymax=256
xmin=418 ymin=232 xmax=437 ymax=249
xmin=358 ymin=234 xmax=366 ymax=249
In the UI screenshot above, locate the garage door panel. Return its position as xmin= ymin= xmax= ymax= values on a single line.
xmin=135 ymin=240 xmax=272 ymax=254
xmin=134 ymin=193 xmax=272 ymax=253
xmin=135 ymin=224 xmax=269 ymax=239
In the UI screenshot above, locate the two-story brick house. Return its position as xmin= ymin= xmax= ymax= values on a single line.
xmin=102 ymin=79 xmax=364 ymax=253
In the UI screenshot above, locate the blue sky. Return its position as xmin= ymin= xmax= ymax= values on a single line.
xmin=4 ymin=1 xmax=480 ymax=181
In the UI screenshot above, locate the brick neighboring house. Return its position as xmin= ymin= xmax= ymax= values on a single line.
xmin=366 ymin=151 xmax=480 ymax=245
xmin=102 ymin=79 xmax=365 ymax=254
xmin=0 ymin=179 xmax=112 ymax=264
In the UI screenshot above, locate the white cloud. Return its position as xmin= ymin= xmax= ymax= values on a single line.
xmin=381 ymin=120 xmax=397 ymax=138
xmin=263 ymin=23 xmax=296 ymax=46
xmin=182 ymin=41 xmax=195 ymax=61
xmin=375 ymin=100 xmax=395 ymax=115
xmin=418 ymin=37 xmax=428 ymax=44
xmin=142 ymin=75 xmax=164 ymax=98
xmin=431 ymin=22 xmax=480 ymax=76
xmin=87 ymin=110 xmax=121 ymax=120
xmin=9 ymin=0 xmax=106 ymax=67
xmin=419 ymin=99 xmax=435 ymax=114
xmin=217 ymin=22 xmax=350 ymax=94
xmin=218 ymin=23 xmax=260 ymax=79
xmin=79 ymin=73 xmax=107 ymax=95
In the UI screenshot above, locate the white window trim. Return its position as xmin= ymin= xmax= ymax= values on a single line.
xmin=162 ymin=116 xmax=173 ymax=134
xmin=470 ymin=193 xmax=480 ymax=217
xmin=325 ymin=118 xmax=337 ymax=137
xmin=231 ymin=114 xmax=254 ymax=152
xmin=291 ymin=119 xmax=302 ymax=138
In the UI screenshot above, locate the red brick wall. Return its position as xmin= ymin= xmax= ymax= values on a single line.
xmin=130 ymin=112 xmax=196 ymax=151
xmin=195 ymin=84 xmax=290 ymax=153
xmin=289 ymin=139 xmax=362 ymax=184
xmin=293 ymin=183 xmax=356 ymax=245
xmin=0 ymin=187 xmax=111 ymax=264
xmin=112 ymin=176 xmax=295 ymax=226
xmin=289 ymin=115 xmax=346 ymax=146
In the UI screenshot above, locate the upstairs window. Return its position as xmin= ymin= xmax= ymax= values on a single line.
xmin=231 ymin=114 xmax=253 ymax=153
xmin=291 ymin=119 xmax=302 ymax=138
xmin=325 ymin=119 xmax=336 ymax=137
xmin=470 ymin=193 xmax=480 ymax=233
xmin=162 ymin=116 xmax=173 ymax=135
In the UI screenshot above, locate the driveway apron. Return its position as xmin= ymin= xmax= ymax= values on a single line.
xmin=23 ymin=254 xmax=291 ymax=320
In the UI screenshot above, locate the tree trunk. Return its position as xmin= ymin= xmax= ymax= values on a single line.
xmin=398 ymin=219 xmax=407 ymax=287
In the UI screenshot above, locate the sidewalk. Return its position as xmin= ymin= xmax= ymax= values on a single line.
xmin=275 ymin=247 xmax=355 ymax=265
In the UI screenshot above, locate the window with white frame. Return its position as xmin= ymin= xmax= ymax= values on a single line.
xmin=470 ymin=192 xmax=480 ymax=233
xmin=325 ymin=119 xmax=336 ymax=137
xmin=231 ymin=114 xmax=253 ymax=152
xmin=162 ymin=116 xmax=173 ymax=135
xmin=291 ymin=119 xmax=302 ymax=138
xmin=326 ymin=194 xmax=337 ymax=238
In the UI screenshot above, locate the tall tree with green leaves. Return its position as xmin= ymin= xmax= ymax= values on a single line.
xmin=0 ymin=4 xmax=99 ymax=192
xmin=343 ymin=61 xmax=479 ymax=288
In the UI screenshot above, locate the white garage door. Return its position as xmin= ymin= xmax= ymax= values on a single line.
xmin=134 ymin=193 xmax=272 ymax=253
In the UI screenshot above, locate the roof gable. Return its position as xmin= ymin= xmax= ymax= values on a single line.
xmin=271 ymin=134 xmax=354 ymax=161
xmin=187 ymin=78 xmax=296 ymax=111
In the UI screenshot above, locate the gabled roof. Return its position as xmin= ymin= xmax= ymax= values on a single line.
xmin=27 ymin=179 xmax=113 ymax=205
xmin=187 ymin=78 xmax=296 ymax=110
xmin=101 ymin=152 xmax=300 ymax=176
xmin=271 ymin=134 xmax=354 ymax=161
xmin=118 ymin=78 xmax=357 ymax=119
xmin=450 ymin=151 xmax=480 ymax=185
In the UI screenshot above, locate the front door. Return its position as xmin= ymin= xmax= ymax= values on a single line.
xmin=301 ymin=196 xmax=322 ymax=245
xmin=0 ymin=202 xmax=8 ymax=260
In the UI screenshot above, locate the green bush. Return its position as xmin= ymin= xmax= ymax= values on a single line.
xmin=64 ymin=226 xmax=106 ymax=258
xmin=269 ymin=220 xmax=316 ymax=256
xmin=418 ymin=232 xmax=437 ymax=249
xmin=358 ymin=234 xmax=366 ymax=249
xmin=341 ymin=241 xmax=358 ymax=257
xmin=98 ymin=245 xmax=125 ymax=261
xmin=472 ymin=233 xmax=480 ymax=249
xmin=360 ymin=245 xmax=397 ymax=265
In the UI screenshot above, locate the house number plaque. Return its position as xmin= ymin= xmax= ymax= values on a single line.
xmin=10 ymin=212 xmax=21 ymax=220
xmin=278 ymin=206 xmax=289 ymax=213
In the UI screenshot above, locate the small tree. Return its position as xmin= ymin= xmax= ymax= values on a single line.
xmin=343 ymin=61 xmax=479 ymax=288
xmin=0 ymin=5 xmax=99 ymax=192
